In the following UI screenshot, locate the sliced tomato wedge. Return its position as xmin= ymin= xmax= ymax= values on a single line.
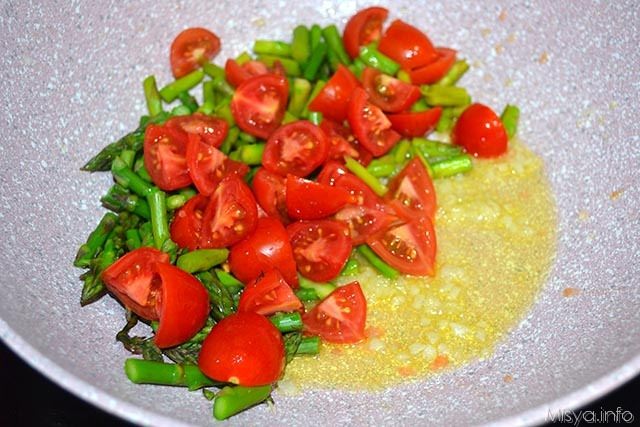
xmin=262 ymin=120 xmax=329 ymax=177
xmin=231 ymin=74 xmax=289 ymax=139
xmin=335 ymin=204 xmax=397 ymax=245
xmin=408 ymin=48 xmax=457 ymax=85
xmin=251 ymin=167 xmax=289 ymax=224
xmin=285 ymin=175 xmax=355 ymax=220
xmin=378 ymin=19 xmax=439 ymax=70
xmin=166 ymin=113 xmax=229 ymax=148
xmin=387 ymin=107 xmax=442 ymax=137
xmin=347 ymin=87 xmax=401 ymax=157
xmin=200 ymin=175 xmax=258 ymax=248
xmin=143 ymin=124 xmax=191 ymax=191
xmin=302 ymin=282 xmax=367 ymax=343
xmin=362 ymin=67 xmax=421 ymax=113
xmin=186 ymin=133 xmax=249 ymax=196
xmin=199 ymin=312 xmax=285 ymax=386
xmin=317 ymin=161 xmax=381 ymax=208
xmin=452 ymin=103 xmax=508 ymax=158
xmin=367 ymin=218 xmax=437 ymax=276
xmin=153 ymin=263 xmax=210 ymax=348
xmin=308 ymin=65 xmax=360 ymax=122
xmin=101 ymin=248 xmax=170 ymax=320
xmin=229 ymin=217 xmax=299 ymax=287
xmin=170 ymin=27 xmax=221 ymax=78
xmin=287 ymin=220 xmax=351 ymax=282
xmin=319 ymin=119 xmax=360 ymax=161
xmin=343 ymin=7 xmax=389 ymax=59
xmin=386 ymin=158 xmax=437 ymax=221
xmin=170 ymin=194 xmax=209 ymax=250
xmin=225 ymin=59 xmax=271 ymax=88
xmin=238 ymin=269 xmax=302 ymax=315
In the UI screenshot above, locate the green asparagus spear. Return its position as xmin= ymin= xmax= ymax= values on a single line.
xmin=124 ymin=359 xmax=218 ymax=391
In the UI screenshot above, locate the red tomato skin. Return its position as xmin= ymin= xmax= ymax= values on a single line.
xmin=302 ymin=282 xmax=367 ymax=343
xmin=170 ymin=28 xmax=221 ymax=78
xmin=386 ymin=157 xmax=437 ymax=222
xmin=362 ymin=67 xmax=421 ymax=113
xmin=101 ymin=248 xmax=170 ymax=320
xmin=166 ymin=113 xmax=228 ymax=149
xmin=407 ymin=48 xmax=457 ymax=85
xmin=200 ymin=175 xmax=259 ymax=248
xmin=262 ymin=120 xmax=329 ymax=177
xmin=198 ymin=312 xmax=285 ymax=386
xmin=285 ymin=175 xmax=354 ymax=220
xmin=308 ymin=65 xmax=360 ymax=122
xmin=387 ymin=107 xmax=442 ymax=137
xmin=229 ymin=217 xmax=299 ymax=288
xmin=238 ymin=269 xmax=303 ymax=315
xmin=452 ymin=103 xmax=508 ymax=158
xmin=153 ymin=263 xmax=210 ymax=348
xmin=143 ymin=124 xmax=192 ymax=191
xmin=170 ymin=194 xmax=210 ymax=250
xmin=378 ymin=20 xmax=439 ymax=70
xmin=343 ymin=7 xmax=389 ymax=59
xmin=231 ymin=74 xmax=289 ymax=140
xmin=251 ymin=168 xmax=290 ymax=224
xmin=347 ymin=87 xmax=401 ymax=157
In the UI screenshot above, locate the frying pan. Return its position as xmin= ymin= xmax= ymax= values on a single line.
xmin=1 ymin=1 xmax=638 ymax=425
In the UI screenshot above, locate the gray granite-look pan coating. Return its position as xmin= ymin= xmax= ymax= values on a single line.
xmin=0 ymin=1 xmax=638 ymax=425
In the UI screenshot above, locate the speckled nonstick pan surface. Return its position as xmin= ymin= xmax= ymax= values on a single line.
xmin=1 ymin=1 xmax=638 ymax=425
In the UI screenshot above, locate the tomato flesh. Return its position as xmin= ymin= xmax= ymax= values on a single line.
xmin=407 ymin=47 xmax=457 ymax=85
xmin=143 ymin=124 xmax=192 ymax=191
xmin=387 ymin=107 xmax=442 ymax=138
xmin=287 ymin=220 xmax=351 ymax=282
xmin=308 ymin=65 xmax=360 ymax=122
xmin=238 ymin=269 xmax=302 ymax=315
xmin=452 ymin=103 xmax=508 ymax=158
xmin=362 ymin=67 xmax=421 ymax=113
xmin=335 ymin=204 xmax=397 ymax=245
xmin=285 ymin=175 xmax=354 ymax=220
xmin=386 ymin=158 xmax=437 ymax=221
xmin=170 ymin=194 xmax=210 ymax=250
xmin=170 ymin=27 xmax=221 ymax=78
xmin=199 ymin=312 xmax=285 ymax=386
xmin=166 ymin=113 xmax=228 ymax=149
xmin=343 ymin=7 xmax=389 ymax=59
xmin=302 ymin=282 xmax=367 ymax=343
xmin=262 ymin=120 xmax=329 ymax=177
xmin=229 ymin=217 xmax=299 ymax=287
xmin=378 ymin=19 xmax=438 ymax=70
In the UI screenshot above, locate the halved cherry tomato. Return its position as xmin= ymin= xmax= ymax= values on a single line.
xmin=302 ymin=282 xmax=367 ymax=343
xmin=238 ymin=269 xmax=302 ymax=315
xmin=186 ymin=133 xmax=249 ymax=196
xmin=407 ymin=48 xmax=457 ymax=85
xmin=231 ymin=74 xmax=289 ymax=139
xmin=388 ymin=107 xmax=442 ymax=137
xmin=166 ymin=113 xmax=228 ymax=148
xmin=347 ymin=87 xmax=401 ymax=157
xmin=308 ymin=65 xmax=360 ymax=122
xmin=153 ymin=263 xmax=210 ymax=348
xmin=452 ymin=103 xmax=508 ymax=158
xmin=378 ymin=19 xmax=439 ymax=70
xmin=101 ymin=248 xmax=170 ymax=320
xmin=343 ymin=7 xmax=389 ymax=59
xmin=335 ymin=205 xmax=397 ymax=245
xmin=170 ymin=194 xmax=209 ymax=250
xmin=362 ymin=67 xmax=421 ymax=113
xmin=143 ymin=124 xmax=191 ymax=191
xmin=199 ymin=312 xmax=285 ymax=386
xmin=229 ymin=217 xmax=299 ymax=287
xmin=200 ymin=175 xmax=258 ymax=248
xmin=367 ymin=218 xmax=437 ymax=276
xmin=251 ymin=168 xmax=289 ymax=224
xmin=287 ymin=220 xmax=351 ymax=282
xmin=262 ymin=120 xmax=329 ymax=177
xmin=386 ymin=158 xmax=437 ymax=221
xmin=170 ymin=28 xmax=221 ymax=78
xmin=225 ymin=59 xmax=270 ymax=88
xmin=285 ymin=175 xmax=354 ymax=220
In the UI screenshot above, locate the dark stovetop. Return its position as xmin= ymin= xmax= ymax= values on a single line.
xmin=0 ymin=341 xmax=637 ymax=426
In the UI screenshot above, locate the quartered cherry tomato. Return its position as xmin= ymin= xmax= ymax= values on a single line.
xmin=225 ymin=59 xmax=270 ymax=87
xmin=387 ymin=107 xmax=442 ymax=137
xmin=229 ymin=217 xmax=299 ymax=288
xmin=334 ymin=204 xmax=397 ymax=245
xmin=308 ymin=65 xmax=360 ymax=122
xmin=287 ymin=220 xmax=351 ymax=282
xmin=317 ymin=161 xmax=381 ymax=208
xmin=262 ymin=120 xmax=329 ymax=177
xmin=170 ymin=194 xmax=210 ymax=250
xmin=166 ymin=113 xmax=228 ymax=149
xmin=238 ymin=269 xmax=302 ymax=315
xmin=407 ymin=48 xmax=457 ymax=85
xmin=362 ymin=67 xmax=421 ymax=113
xmin=319 ymin=119 xmax=359 ymax=161
xmin=378 ymin=19 xmax=438 ymax=70
xmin=385 ymin=158 xmax=437 ymax=221
xmin=143 ymin=124 xmax=191 ymax=191
xmin=231 ymin=74 xmax=289 ymax=139
xmin=343 ymin=7 xmax=389 ymax=59
xmin=347 ymin=87 xmax=401 ymax=157
xmin=452 ymin=103 xmax=508 ymax=158
xmin=251 ymin=168 xmax=289 ymax=224
xmin=285 ymin=175 xmax=354 ymax=220
xmin=200 ymin=175 xmax=258 ymax=248
xmin=302 ymin=282 xmax=367 ymax=343
xmin=199 ymin=312 xmax=285 ymax=386
xmin=170 ymin=27 xmax=221 ymax=78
